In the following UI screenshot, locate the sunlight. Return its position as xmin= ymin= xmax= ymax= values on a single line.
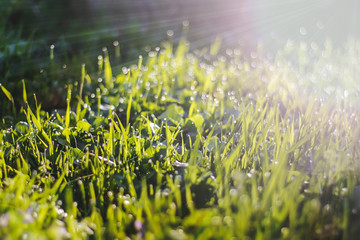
xmin=73 ymin=0 xmax=360 ymax=54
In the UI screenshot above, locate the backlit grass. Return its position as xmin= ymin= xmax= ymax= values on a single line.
xmin=1 ymin=38 xmax=360 ymax=239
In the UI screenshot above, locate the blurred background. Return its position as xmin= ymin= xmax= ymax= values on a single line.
xmin=82 ymin=0 xmax=360 ymax=50
xmin=2 ymin=0 xmax=360 ymax=54
xmin=1 ymin=0 xmax=359 ymax=111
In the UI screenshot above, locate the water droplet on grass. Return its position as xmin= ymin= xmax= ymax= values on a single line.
xmin=167 ymin=30 xmax=174 ymax=37
xmin=148 ymin=51 xmax=156 ymax=57
xmin=107 ymin=191 xmax=113 ymax=198
xmin=229 ymin=188 xmax=238 ymax=196
xmin=134 ymin=220 xmax=143 ymax=231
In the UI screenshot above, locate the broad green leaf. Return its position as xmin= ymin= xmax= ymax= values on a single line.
xmin=92 ymin=116 xmax=105 ymax=128
xmin=15 ymin=121 xmax=30 ymax=135
xmin=70 ymin=148 xmax=85 ymax=160
xmin=190 ymin=114 xmax=205 ymax=131
xmin=144 ymin=146 xmax=156 ymax=158
xmin=76 ymin=120 xmax=91 ymax=132
xmin=159 ymin=104 xmax=184 ymax=125
xmin=62 ymin=128 xmax=71 ymax=142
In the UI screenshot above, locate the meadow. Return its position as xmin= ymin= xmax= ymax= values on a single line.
xmin=1 ymin=32 xmax=360 ymax=239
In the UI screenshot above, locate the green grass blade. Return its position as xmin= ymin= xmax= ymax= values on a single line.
xmin=0 ymin=84 xmax=13 ymax=103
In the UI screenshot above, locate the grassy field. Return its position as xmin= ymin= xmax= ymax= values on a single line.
xmin=1 ymin=36 xmax=360 ymax=239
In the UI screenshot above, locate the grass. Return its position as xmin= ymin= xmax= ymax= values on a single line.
xmin=1 ymin=37 xmax=360 ymax=239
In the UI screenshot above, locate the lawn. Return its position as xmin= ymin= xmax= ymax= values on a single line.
xmin=1 ymin=2 xmax=360 ymax=239
xmin=1 ymin=36 xmax=360 ymax=239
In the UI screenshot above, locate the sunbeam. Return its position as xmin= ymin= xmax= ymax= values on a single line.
xmin=54 ymin=0 xmax=359 ymax=55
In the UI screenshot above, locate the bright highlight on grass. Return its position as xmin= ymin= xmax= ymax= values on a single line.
xmin=1 ymin=34 xmax=360 ymax=238
xmin=1 ymin=0 xmax=360 ymax=239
